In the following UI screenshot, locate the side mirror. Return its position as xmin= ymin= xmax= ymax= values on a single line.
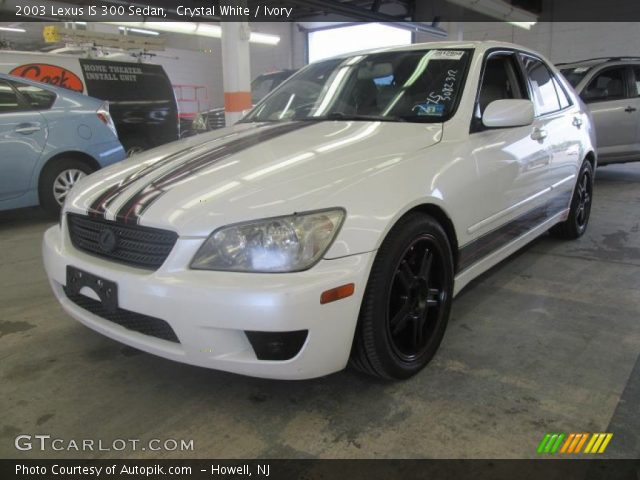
xmin=482 ymin=99 xmax=534 ymax=128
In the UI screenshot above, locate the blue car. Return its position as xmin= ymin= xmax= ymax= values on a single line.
xmin=0 ymin=73 xmax=126 ymax=214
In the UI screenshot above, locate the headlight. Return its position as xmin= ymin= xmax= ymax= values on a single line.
xmin=190 ymin=208 xmax=345 ymax=272
xmin=192 ymin=113 xmax=207 ymax=132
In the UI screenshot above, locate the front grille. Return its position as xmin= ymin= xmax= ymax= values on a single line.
xmin=206 ymin=109 xmax=227 ymax=130
xmin=67 ymin=214 xmax=178 ymax=270
xmin=64 ymin=288 xmax=180 ymax=343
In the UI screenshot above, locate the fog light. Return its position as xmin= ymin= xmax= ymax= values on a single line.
xmin=245 ymin=330 xmax=308 ymax=361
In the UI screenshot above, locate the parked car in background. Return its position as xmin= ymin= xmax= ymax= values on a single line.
xmin=1 ymin=51 xmax=179 ymax=156
xmin=191 ymin=69 xmax=296 ymax=133
xmin=0 ymin=73 xmax=125 ymax=214
xmin=559 ymin=57 xmax=640 ymax=165
xmin=44 ymin=41 xmax=595 ymax=380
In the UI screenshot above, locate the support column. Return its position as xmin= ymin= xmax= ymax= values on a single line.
xmin=221 ymin=22 xmax=252 ymax=126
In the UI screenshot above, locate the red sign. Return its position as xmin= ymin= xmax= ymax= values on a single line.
xmin=10 ymin=63 xmax=84 ymax=92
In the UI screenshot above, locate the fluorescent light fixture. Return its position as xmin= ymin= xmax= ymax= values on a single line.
xmin=508 ymin=21 xmax=536 ymax=29
xmin=104 ymin=22 xmax=279 ymax=45
xmin=448 ymin=0 xmax=538 ymax=25
xmin=249 ymin=32 xmax=280 ymax=45
xmin=195 ymin=23 xmax=222 ymax=37
xmin=119 ymin=26 xmax=160 ymax=36
xmin=74 ymin=21 xmax=87 ymax=26
xmin=0 ymin=26 xmax=26 ymax=33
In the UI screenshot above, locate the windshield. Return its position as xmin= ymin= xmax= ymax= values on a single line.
xmin=560 ymin=67 xmax=592 ymax=87
xmin=242 ymin=49 xmax=472 ymax=124
xmin=251 ymin=72 xmax=292 ymax=103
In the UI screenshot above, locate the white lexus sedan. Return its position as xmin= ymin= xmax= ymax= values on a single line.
xmin=43 ymin=41 xmax=596 ymax=380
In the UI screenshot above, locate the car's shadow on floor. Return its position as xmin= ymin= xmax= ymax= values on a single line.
xmin=0 ymin=207 xmax=53 ymax=229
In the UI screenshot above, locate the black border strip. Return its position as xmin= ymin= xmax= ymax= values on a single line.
xmin=114 ymin=121 xmax=311 ymax=224
xmin=458 ymin=188 xmax=572 ymax=272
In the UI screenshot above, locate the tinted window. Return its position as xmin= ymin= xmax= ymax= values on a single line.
xmin=632 ymin=67 xmax=640 ymax=96
xmin=560 ymin=67 xmax=591 ymax=88
xmin=9 ymin=81 xmax=56 ymax=110
xmin=477 ymin=54 xmax=526 ymax=117
xmin=0 ymin=80 xmax=21 ymax=113
xmin=582 ymin=67 xmax=626 ymax=102
xmin=521 ymin=55 xmax=561 ymax=115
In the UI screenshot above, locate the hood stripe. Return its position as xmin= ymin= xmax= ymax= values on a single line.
xmin=88 ymin=129 xmax=248 ymax=217
xmin=113 ymin=121 xmax=312 ymax=224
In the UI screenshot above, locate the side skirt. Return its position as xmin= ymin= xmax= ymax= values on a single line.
xmin=453 ymin=190 xmax=571 ymax=296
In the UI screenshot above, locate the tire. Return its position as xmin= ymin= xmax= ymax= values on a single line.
xmin=123 ymin=138 xmax=148 ymax=157
xmin=350 ymin=213 xmax=454 ymax=379
xmin=550 ymin=160 xmax=594 ymax=240
xmin=39 ymin=158 xmax=95 ymax=216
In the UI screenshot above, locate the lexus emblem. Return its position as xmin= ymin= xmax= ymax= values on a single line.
xmin=98 ymin=228 xmax=117 ymax=253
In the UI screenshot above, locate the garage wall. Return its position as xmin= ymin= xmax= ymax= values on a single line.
xmin=159 ymin=22 xmax=296 ymax=109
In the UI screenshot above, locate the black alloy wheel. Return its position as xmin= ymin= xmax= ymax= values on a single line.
xmin=350 ymin=213 xmax=454 ymax=379
xmin=550 ymin=160 xmax=594 ymax=240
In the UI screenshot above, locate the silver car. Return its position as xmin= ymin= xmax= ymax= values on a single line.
xmin=559 ymin=57 xmax=640 ymax=165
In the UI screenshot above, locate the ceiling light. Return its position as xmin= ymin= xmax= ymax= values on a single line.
xmin=196 ymin=23 xmax=222 ymax=37
xmin=119 ymin=26 xmax=160 ymax=36
xmin=104 ymin=22 xmax=280 ymax=45
xmin=249 ymin=32 xmax=280 ymax=45
xmin=448 ymin=0 xmax=538 ymax=25
xmin=0 ymin=26 xmax=26 ymax=33
xmin=508 ymin=21 xmax=536 ymax=29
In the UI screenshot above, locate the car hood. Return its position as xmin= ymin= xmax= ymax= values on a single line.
xmin=66 ymin=120 xmax=442 ymax=237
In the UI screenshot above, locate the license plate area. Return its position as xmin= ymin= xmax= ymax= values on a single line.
xmin=66 ymin=266 xmax=118 ymax=314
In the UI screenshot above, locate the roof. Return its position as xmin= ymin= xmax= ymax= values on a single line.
xmin=557 ymin=57 xmax=640 ymax=68
xmin=316 ymin=40 xmax=545 ymax=62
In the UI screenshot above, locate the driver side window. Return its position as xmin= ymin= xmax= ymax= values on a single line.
xmin=582 ymin=67 xmax=626 ymax=102
xmin=473 ymin=53 xmax=527 ymax=128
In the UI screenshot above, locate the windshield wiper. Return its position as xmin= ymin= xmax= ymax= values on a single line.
xmin=312 ymin=112 xmax=406 ymax=122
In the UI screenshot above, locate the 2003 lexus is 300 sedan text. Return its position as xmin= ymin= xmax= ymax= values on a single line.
xmin=43 ymin=41 xmax=596 ymax=380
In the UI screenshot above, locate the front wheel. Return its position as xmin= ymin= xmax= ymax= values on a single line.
xmin=350 ymin=213 xmax=454 ymax=379
xmin=550 ymin=160 xmax=594 ymax=240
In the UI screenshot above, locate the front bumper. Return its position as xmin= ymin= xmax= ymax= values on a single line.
xmin=42 ymin=224 xmax=374 ymax=379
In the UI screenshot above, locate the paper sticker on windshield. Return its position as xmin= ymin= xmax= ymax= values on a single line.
xmin=431 ymin=50 xmax=465 ymax=60
xmin=413 ymin=103 xmax=445 ymax=116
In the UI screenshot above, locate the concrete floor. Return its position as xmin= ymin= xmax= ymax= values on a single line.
xmin=1 ymin=163 xmax=639 ymax=460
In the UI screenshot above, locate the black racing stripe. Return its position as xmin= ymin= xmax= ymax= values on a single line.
xmin=457 ymin=188 xmax=572 ymax=272
xmin=87 ymin=129 xmax=252 ymax=217
xmin=114 ymin=121 xmax=312 ymax=224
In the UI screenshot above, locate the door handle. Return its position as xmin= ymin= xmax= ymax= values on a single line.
xmin=624 ymin=106 xmax=637 ymax=113
xmin=572 ymin=117 xmax=583 ymax=128
xmin=531 ymin=128 xmax=547 ymax=141
xmin=14 ymin=123 xmax=41 ymax=135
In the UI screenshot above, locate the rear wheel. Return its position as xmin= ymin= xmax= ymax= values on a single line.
xmin=550 ymin=160 xmax=594 ymax=240
xmin=350 ymin=213 xmax=454 ymax=379
xmin=39 ymin=158 xmax=95 ymax=216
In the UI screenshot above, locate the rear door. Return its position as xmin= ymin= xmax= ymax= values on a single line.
xmin=581 ymin=66 xmax=637 ymax=160
xmin=520 ymin=54 xmax=581 ymax=191
xmin=0 ymin=79 xmax=47 ymax=201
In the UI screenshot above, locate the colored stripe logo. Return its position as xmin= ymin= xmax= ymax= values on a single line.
xmin=537 ymin=433 xmax=613 ymax=454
